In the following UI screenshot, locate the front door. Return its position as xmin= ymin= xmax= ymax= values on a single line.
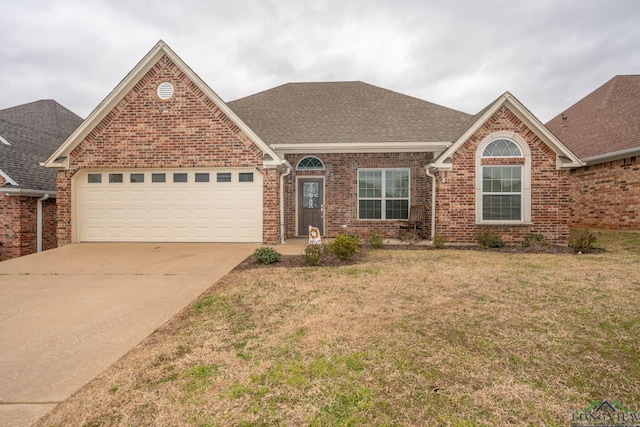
xmin=298 ymin=178 xmax=324 ymax=236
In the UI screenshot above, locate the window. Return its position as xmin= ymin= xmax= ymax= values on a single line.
xmin=476 ymin=134 xmax=531 ymax=223
xmin=109 ymin=173 xmax=123 ymax=183
xmin=195 ymin=173 xmax=210 ymax=183
xmin=217 ymin=173 xmax=231 ymax=183
xmin=88 ymin=173 xmax=102 ymax=183
xmin=173 ymin=173 xmax=188 ymax=183
xmin=482 ymin=166 xmax=522 ymax=220
xmin=152 ymin=173 xmax=166 ymax=183
xmin=358 ymin=169 xmax=409 ymax=220
xmin=482 ymin=139 xmax=522 ymax=157
xmin=130 ymin=173 xmax=144 ymax=183
xmin=296 ymin=156 xmax=324 ymax=170
xmin=239 ymin=172 xmax=254 ymax=182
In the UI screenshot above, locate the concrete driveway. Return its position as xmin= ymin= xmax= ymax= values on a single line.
xmin=0 ymin=242 xmax=258 ymax=426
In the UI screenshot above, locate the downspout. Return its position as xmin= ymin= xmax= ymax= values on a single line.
xmin=279 ymin=161 xmax=292 ymax=244
xmin=37 ymin=193 xmax=50 ymax=252
xmin=424 ymin=166 xmax=437 ymax=241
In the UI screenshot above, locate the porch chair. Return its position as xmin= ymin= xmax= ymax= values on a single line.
xmin=398 ymin=204 xmax=426 ymax=240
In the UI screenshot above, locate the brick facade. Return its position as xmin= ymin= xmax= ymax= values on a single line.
xmin=568 ymin=157 xmax=639 ymax=229
xmin=56 ymin=55 xmax=281 ymax=245
xmin=0 ymin=175 xmax=57 ymax=261
xmin=432 ymin=106 xmax=571 ymax=245
xmin=283 ymin=152 xmax=434 ymax=239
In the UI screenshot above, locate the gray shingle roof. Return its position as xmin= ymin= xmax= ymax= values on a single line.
xmin=228 ymin=82 xmax=472 ymax=145
xmin=0 ymin=100 xmax=83 ymax=192
xmin=546 ymin=75 xmax=640 ymax=159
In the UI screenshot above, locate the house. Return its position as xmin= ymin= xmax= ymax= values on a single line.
xmin=0 ymin=100 xmax=83 ymax=261
xmin=546 ymin=75 xmax=640 ymax=230
xmin=44 ymin=41 xmax=582 ymax=246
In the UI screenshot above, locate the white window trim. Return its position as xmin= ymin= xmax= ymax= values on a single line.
xmin=475 ymin=132 xmax=531 ymax=225
xmin=357 ymin=168 xmax=410 ymax=220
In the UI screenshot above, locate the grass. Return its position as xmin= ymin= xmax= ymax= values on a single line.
xmin=37 ymin=231 xmax=640 ymax=426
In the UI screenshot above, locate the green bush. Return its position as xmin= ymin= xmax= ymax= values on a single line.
xmin=432 ymin=235 xmax=447 ymax=249
xmin=327 ymin=234 xmax=360 ymax=261
xmin=368 ymin=232 xmax=384 ymax=249
xmin=475 ymin=230 xmax=505 ymax=248
xmin=569 ymin=230 xmax=597 ymax=253
xmin=252 ymin=247 xmax=282 ymax=264
xmin=302 ymin=244 xmax=325 ymax=266
xmin=522 ymin=233 xmax=548 ymax=248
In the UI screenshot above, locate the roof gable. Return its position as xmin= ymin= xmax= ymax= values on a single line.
xmin=228 ymin=82 xmax=472 ymax=147
xmin=546 ymin=75 xmax=640 ymax=161
xmin=431 ymin=92 xmax=582 ymax=170
xmin=44 ymin=41 xmax=281 ymax=169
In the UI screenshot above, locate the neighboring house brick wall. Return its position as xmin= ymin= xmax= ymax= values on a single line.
xmin=283 ymin=152 xmax=433 ymax=239
xmin=56 ymin=55 xmax=279 ymax=245
xmin=569 ymin=157 xmax=640 ymax=229
xmin=433 ymin=106 xmax=571 ymax=245
xmin=0 ymin=182 xmax=57 ymax=260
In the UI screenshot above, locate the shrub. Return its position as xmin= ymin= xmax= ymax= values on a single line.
xmin=252 ymin=247 xmax=282 ymax=264
xmin=569 ymin=230 xmax=597 ymax=253
xmin=475 ymin=230 xmax=505 ymax=248
xmin=522 ymin=233 xmax=548 ymax=248
xmin=302 ymin=244 xmax=325 ymax=266
xmin=327 ymin=234 xmax=360 ymax=261
xmin=432 ymin=235 xmax=447 ymax=249
xmin=368 ymin=232 xmax=384 ymax=249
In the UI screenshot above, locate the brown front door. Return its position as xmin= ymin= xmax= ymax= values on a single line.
xmin=298 ymin=178 xmax=324 ymax=236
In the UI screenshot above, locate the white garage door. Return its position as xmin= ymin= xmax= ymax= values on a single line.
xmin=76 ymin=169 xmax=262 ymax=242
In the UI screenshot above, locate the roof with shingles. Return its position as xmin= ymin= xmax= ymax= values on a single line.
xmin=228 ymin=82 xmax=473 ymax=145
xmin=0 ymin=100 xmax=82 ymax=192
xmin=546 ymin=75 xmax=640 ymax=159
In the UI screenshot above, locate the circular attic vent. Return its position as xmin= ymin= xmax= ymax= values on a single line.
xmin=157 ymin=82 xmax=174 ymax=100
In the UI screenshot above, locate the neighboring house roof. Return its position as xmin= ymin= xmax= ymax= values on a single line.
xmin=0 ymin=100 xmax=82 ymax=194
xmin=546 ymin=75 xmax=640 ymax=163
xmin=228 ymin=82 xmax=473 ymax=152
xmin=431 ymin=92 xmax=583 ymax=170
xmin=44 ymin=40 xmax=283 ymax=170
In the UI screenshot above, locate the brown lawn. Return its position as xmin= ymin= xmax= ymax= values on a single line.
xmin=36 ymin=231 xmax=640 ymax=426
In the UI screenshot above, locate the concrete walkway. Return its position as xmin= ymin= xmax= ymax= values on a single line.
xmin=0 ymin=242 xmax=258 ymax=426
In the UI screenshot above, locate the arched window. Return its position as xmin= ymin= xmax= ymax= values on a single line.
xmin=476 ymin=134 xmax=531 ymax=223
xmin=296 ymin=156 xmax=324 ymax=170
xmin=482 ymin=138 xmax=522 ymax=157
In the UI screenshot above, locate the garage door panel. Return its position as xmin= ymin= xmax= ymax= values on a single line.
xmin=78 ymin=169 xmax=262 ymax=242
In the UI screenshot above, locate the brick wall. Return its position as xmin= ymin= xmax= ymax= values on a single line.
xmin=433 ymin=106 xmax=571 ymax=245
xmin=283 ymin=152 xmax=433 ymax=239
xmin=0 ymin=175 xmax=58 ymax=260
xmin=56 ymin=55 xmax=280 ymax=244
xmin=569 ymin=157 xmax=639 ymax=229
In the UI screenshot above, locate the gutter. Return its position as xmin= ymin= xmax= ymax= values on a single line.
xmin=3 ymin=188 xmax=57 ymax=198
xmin=278 ymin=160 xmax=293 ymax=244
xmin=424 ymin=165 xmax=437 ymax=241
xmin=37 ymin=194 xmax=50 ymax=252
xmin=582 ymin=146 xmax=640 ymax=166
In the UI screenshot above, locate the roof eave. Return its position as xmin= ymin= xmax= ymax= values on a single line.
xmin=44 ymin=41 xmax=282 ymax=169
xmin=0 ymin=168 xmax=18 ymax=186
xmin=271 ymin=141 xmax=451 ymax=155
xmin=3 ymin=188 xmax=57 ymax=198
xmin=581 ymin=146 xmax=640 ymax=166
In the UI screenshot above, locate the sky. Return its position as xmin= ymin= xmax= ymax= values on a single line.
xmin=1 ymin=0 xmax=639 ymax=123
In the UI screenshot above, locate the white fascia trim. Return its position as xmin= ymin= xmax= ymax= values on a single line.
xmin=583 ymin=147 xmax=640 ymax=166
xmin=0 ymin=135 xmax=11 ymax=145
xmin=3 ymin=188 xmax=57 ymax=198
xmin=431 ymin=92 xmax=583 ymax=170
xmin=272 ymin=141 xmax=451 ymax=155
xmin=0 ymin=168 xmax=18 ymax=186
xmin=44 ymin=40 xmax=282 ymax=169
